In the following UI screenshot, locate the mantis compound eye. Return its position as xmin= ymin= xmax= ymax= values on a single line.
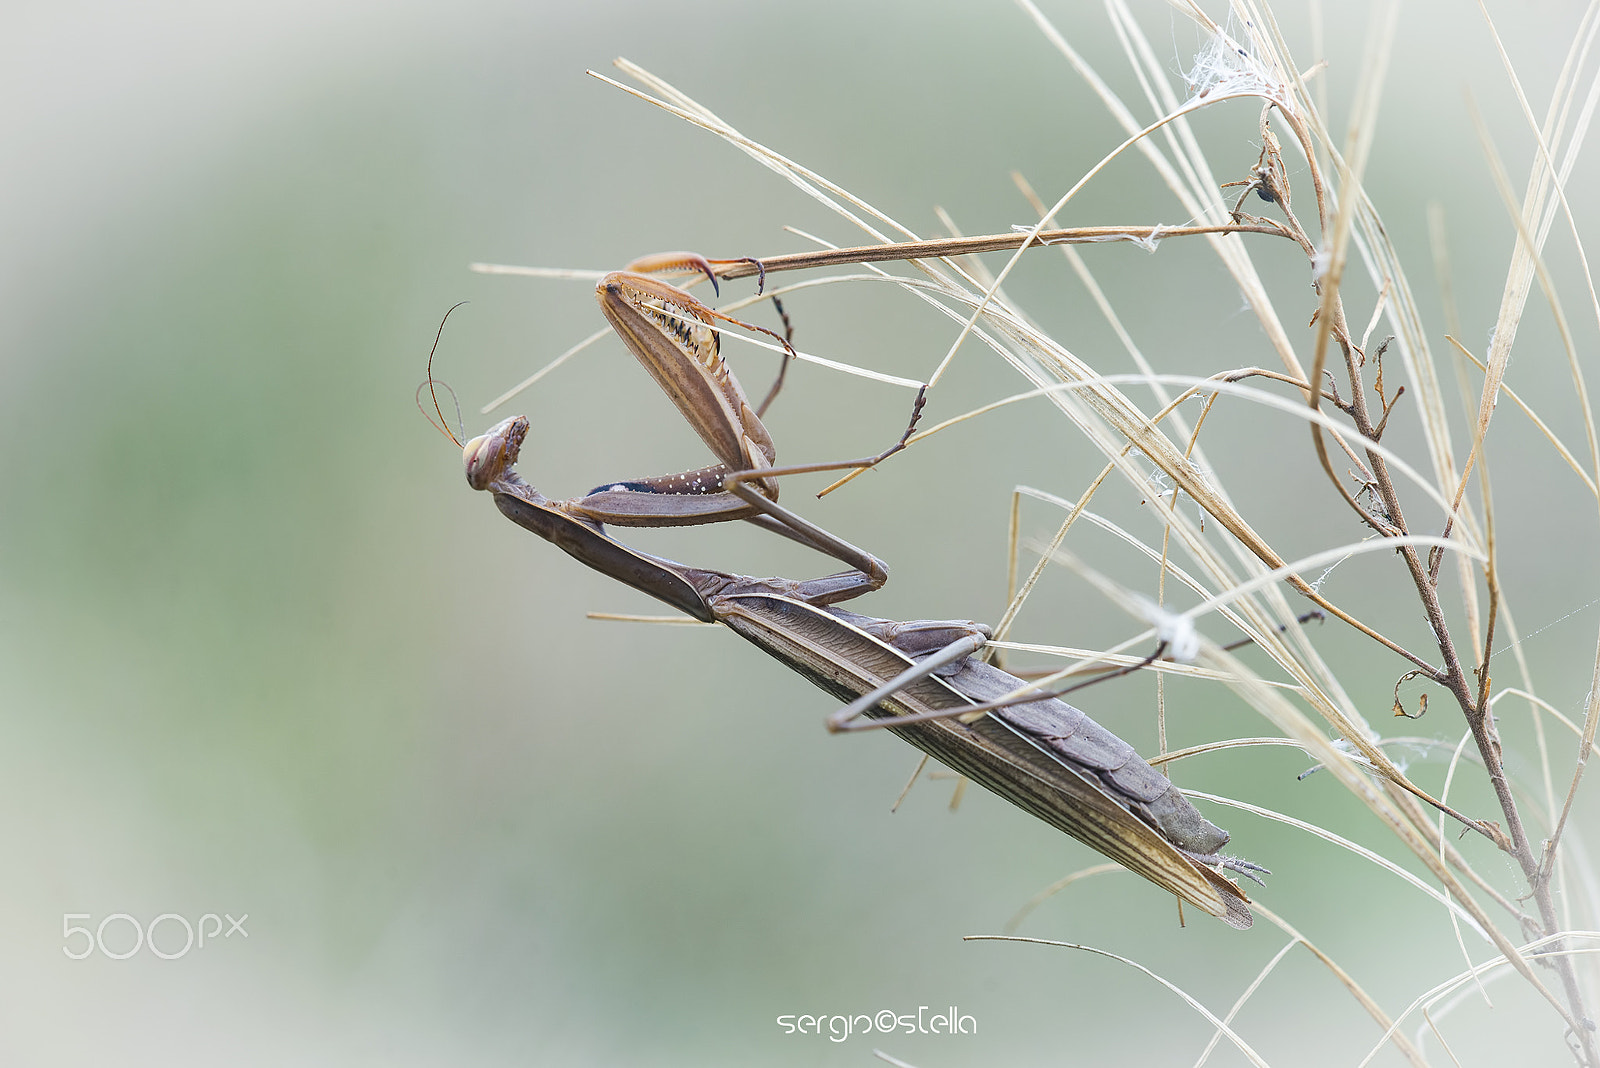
xmin=463 ymin=415 xmax=529 ymax=491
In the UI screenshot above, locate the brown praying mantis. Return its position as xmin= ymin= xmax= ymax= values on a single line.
xmin=445 ymin=252 xmax=1265 ymax=927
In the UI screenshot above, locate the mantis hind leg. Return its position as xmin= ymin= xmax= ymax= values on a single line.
xmin=823 ymin=632 xmax=991 ymax=733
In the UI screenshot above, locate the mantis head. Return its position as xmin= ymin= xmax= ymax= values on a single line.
xmin=463 ymin=415 xmax=528 ymax=492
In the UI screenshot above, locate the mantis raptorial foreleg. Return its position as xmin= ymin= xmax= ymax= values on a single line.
xmin=591 ymin=252 xmax=789 ymax=503
xmin=585 ymin=252 xmax=926 ymax=509
xmin=494 ymin=251 xmax=928 ymax=584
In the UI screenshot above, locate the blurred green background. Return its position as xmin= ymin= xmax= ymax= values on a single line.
xmin=3 ymin=1 xmax=1596 ymax=1064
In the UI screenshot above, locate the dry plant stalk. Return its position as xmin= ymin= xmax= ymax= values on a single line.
xmin=481 ymin=1 xmax=1600 ymax=1062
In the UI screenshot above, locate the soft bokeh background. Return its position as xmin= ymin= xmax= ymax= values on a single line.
xmin=4 ymin=1 xmax=1597 ymax=1064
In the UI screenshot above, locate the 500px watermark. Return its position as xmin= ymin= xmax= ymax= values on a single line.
xmin=62 ymin=913 xmax=248 ymax=960
xmin=776 ymin=1006 xmax=976 ymax=1043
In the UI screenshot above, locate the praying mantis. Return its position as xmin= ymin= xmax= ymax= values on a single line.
xmin=450 ymin=254 xmax=1265 ymax=928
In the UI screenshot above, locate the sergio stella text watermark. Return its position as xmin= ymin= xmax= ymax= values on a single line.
xmin=776 ymin=1005 xmax=976 ymax=1043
